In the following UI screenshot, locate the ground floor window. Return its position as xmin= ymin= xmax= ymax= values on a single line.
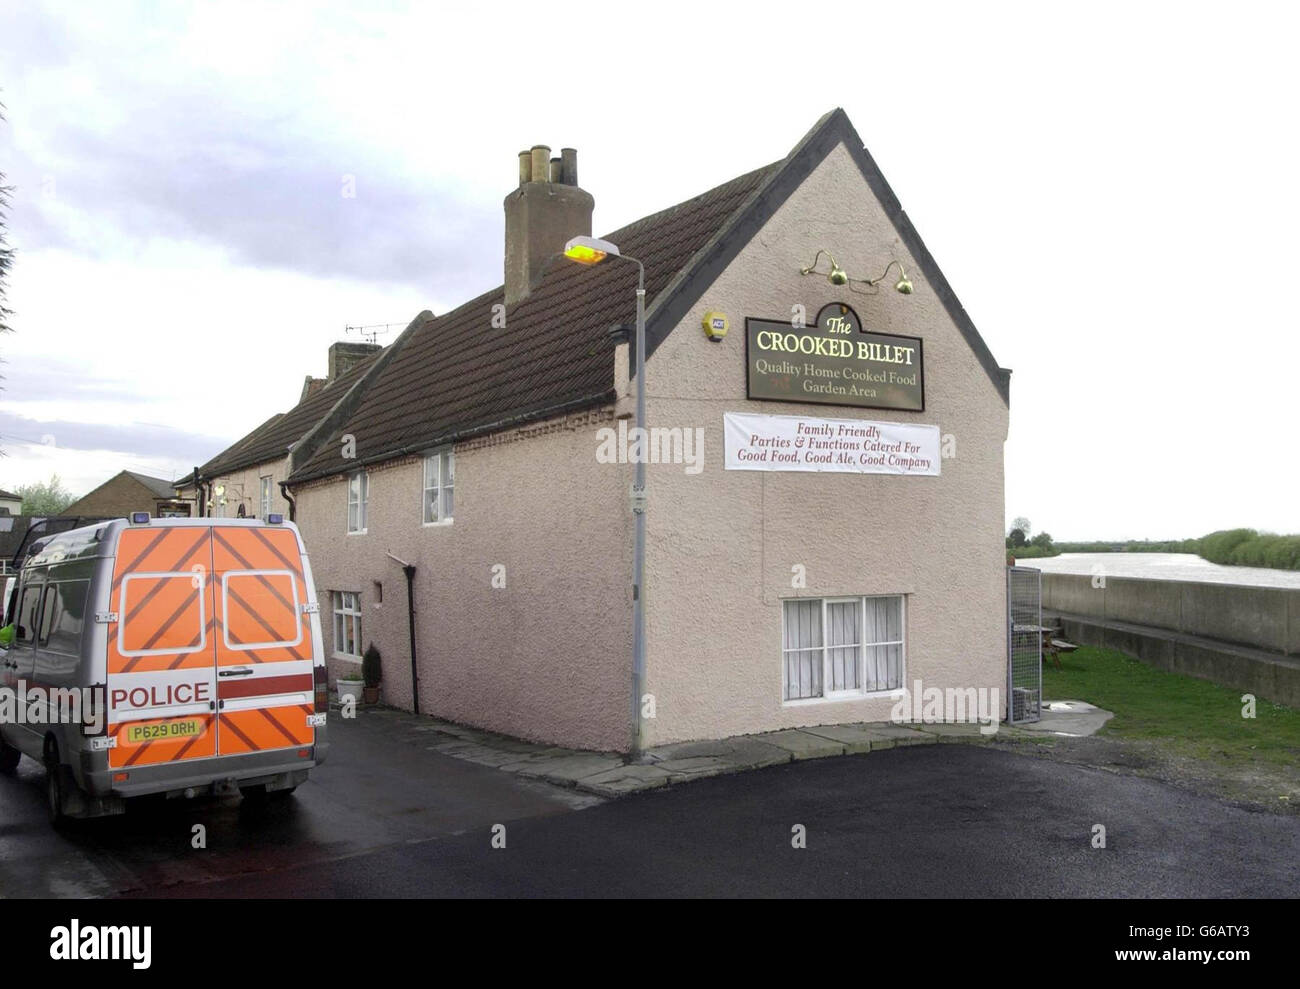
xmin=333 ymin=590 xmax=362 ymax=658
xmin=782 ymin=595 xmax=904 ymax=701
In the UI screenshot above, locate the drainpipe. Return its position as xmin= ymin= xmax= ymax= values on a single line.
xmin=387 ymin=552 xmax=420 ymax=715
xmin=278 ymin=481 xmax=297 ymax=522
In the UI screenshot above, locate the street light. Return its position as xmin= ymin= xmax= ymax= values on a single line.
xmin=564 ymin=234 xmax=647 ymax=760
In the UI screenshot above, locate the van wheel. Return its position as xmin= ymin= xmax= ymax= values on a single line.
xmin=0 ymin=736 xmax=20 ymax=775
xmin=240 ymin=783 xmax=297 ymax=802
xmin=45 ymin=757 xmax=71 ymax=827
xmin=43 ymin=742 xmax=83 ymax=828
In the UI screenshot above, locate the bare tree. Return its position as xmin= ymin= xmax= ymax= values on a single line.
xmin=0 ymin=99 xmax=11 ymax=338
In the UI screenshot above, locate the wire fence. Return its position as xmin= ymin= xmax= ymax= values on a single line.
xmin=1007 ymin=566 xmax=1042 ymax=724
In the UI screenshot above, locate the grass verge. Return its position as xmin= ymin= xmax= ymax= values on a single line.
xmin=1042 ymin=646 xmax=1300 ymax=771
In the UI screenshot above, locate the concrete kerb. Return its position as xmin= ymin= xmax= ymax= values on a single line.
xmin=352 ymin=703 xmax=1109 ymax=798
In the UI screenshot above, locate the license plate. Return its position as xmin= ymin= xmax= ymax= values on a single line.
xmin=125 ymin=719 xmax=203 ymax=745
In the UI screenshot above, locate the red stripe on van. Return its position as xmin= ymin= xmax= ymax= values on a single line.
xmin=217 ymin=673 xmax=313 ymax=700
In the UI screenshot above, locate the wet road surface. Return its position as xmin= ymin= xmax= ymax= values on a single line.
xmin=2 ymin=713 xmax=1296 ymax=898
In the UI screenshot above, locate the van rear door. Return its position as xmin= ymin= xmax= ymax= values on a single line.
xmin=209 ymin=525 xmax=315 ymax=756
xmin=107 ymin=526 xmax=217 ymax=769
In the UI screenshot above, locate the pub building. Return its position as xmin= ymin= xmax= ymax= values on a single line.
xmin=253 ymin=108 xmax=1012 ymax=752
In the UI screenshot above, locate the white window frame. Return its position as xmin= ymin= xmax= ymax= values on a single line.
xmin=421 ymin=448 xmax=454 ymax=526
xmin=332 ymin=590 xmax=362 ymax=660
xmin=222 ymin=570 xmax=302 ymax=651
xmin=118 ymin=572 xmax=208 ymax=658
xmin=347 ymin=470 xmax=368 ymax=534
xmin=259 ymin=475 xmax=272 ymax=519
xmin=780 ymin=595 xmax=906 ymax=705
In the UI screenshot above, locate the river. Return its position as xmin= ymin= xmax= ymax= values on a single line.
xmin=1020 ymin=552 xmax=1300 ymax=590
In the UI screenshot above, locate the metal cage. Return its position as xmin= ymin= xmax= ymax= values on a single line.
xmin=1006 ymin=566 xmax=1042 ymax=724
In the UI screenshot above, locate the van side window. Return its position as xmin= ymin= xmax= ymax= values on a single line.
xmin=14 ymin=584 xmax=42 ymax=644
xmin=40 ymin=581 xmax=88 ymax=655
xmin=38 ymin=586 xmax=58 ymax=646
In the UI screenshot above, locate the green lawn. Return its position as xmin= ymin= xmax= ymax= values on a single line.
xmin=1042 ymin=646 xmax=1300 ymax=770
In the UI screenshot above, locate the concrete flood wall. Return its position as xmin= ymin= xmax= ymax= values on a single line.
xmin=1041 ymin=572 xmax=1300 ymax=708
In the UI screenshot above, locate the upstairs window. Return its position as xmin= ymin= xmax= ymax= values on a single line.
xmin=347 ymin=471 xmax=369 ymax=534
xmin=422 ymin=449 xmax=454 ymax=525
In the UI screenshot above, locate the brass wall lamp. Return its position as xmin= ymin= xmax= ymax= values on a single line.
xmin=799 ymin=249 xmax=913 ymax=295
xmin=799 ymin=249 xmax=850 ymax=286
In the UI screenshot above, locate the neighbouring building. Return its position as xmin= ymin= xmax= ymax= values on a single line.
xmin=63 ymin=470 xmax=195 ymax=519
xmin=0 ymin=490 xmax=21 ymax=516
xmin=180 ymin=340 xmax=406 ymax=521
xmin=268 ymin=109 xmax=1012 ymax=753
xmin=0 ymin=515 xmax=36 ymax=574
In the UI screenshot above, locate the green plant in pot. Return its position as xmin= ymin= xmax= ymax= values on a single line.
xmin=336 ymin=664 xmax=363 ymax=705
xmin=362 ymin=642 xmax=382 ymax=704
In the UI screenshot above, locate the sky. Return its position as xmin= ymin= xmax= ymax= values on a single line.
xmin=0 ymin=1 xmax=1297 ymax=540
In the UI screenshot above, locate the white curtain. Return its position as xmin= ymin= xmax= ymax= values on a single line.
xmin=782 ymin=600 xmax=822 ymax=700
xmin=863 ymin=597 xmax=903 ymax=691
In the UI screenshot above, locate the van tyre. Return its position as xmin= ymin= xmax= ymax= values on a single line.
xmin=0 ymin=736 xmax=19 ymax=775
xmin=45 ymin=758 xmax=76 ymax=827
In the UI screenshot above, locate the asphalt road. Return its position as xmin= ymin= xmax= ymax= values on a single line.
xmin=0 ymin=711 xmax=596 ymax=897
xmin=2 ymin=711 xmax=1296 ymax=897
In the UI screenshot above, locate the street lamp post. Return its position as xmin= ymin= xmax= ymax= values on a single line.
xmin=563 ymin=235 xmax=647 ymax=759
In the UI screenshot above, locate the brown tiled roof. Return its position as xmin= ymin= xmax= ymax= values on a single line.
xmin=124 ymin=471 xmax=183 ymax=500
xmin=288 ymin=107 xmax=1010 ymax=485
xmin=289 ymin=161 xmax=779 ymax=483
xmin=200 ymin=353 xmax=380 ymax=478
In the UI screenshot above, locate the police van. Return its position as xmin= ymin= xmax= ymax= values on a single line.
xmin=0 ymin=514 xmax=329 ymax=824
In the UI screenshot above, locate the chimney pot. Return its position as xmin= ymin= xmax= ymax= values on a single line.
xmin=529 ymin=145 xmax=550 ymax=184
xmin=549 ymin=156 xmax=563 ymax=183
xmin=561 ymin=147 xmax=578 ymax=186
xmin=518 ymin=150 xmax=531 ymax=186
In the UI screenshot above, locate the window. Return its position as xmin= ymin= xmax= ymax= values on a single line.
xmin=422 ymin=449 xmax=454 ymax=524
xmin=347 ymin=471 xmax=368 ymax=533
xmin=782 ymin=595 xmax=904 ymax=702
xmin=332 ymin=591 xmax=362 ymax=659
xmin=259 ymin=476 xmax=272 ymax=519
xmin=37 ymin=580 xmax=88 ymax=655
xmin=223 ymin=571 xmax=301 ymax=650
xmin=119 ymin=573 xmax=207 ymax=657
xmin=14 ymin=582 xmax=43 ymax=644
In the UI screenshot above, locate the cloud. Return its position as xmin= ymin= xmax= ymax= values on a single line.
xmin=0 ymin=8 xmax=498 ymax=301
xmin=0 ymin=408 xmax=229 ymax=465
xmin=6 ymin=102 xmax=497 ymax=299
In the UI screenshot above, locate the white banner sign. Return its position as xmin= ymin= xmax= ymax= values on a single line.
xmin=723 ymin=412 xmax=940 ymax=475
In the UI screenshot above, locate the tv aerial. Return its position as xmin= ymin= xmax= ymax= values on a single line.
xmin=344 ymin=322 xmax=403 ymax=345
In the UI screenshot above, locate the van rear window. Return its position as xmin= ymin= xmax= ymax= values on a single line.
xmin=221 ymin=571 xmax=301 ymax=650
xmin=118 ymin=573 xmax=206 ymax=656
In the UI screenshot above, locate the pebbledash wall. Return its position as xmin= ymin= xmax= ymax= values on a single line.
xmin=294 ymin=408 xmax=633 ymax=752
xmin=206 ymin=460 xmax=292 ymax=521
xmin=296 ymin=138 xmax=1008 ymax=752
xmin=641 ymin=142 xmax=1008 ymax=745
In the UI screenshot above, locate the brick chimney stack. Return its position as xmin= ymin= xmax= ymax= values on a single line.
xmin=504 ymin=145 xmax=593 ymax=308
xmin=327 ymin=341 xmax=381 ymax=383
